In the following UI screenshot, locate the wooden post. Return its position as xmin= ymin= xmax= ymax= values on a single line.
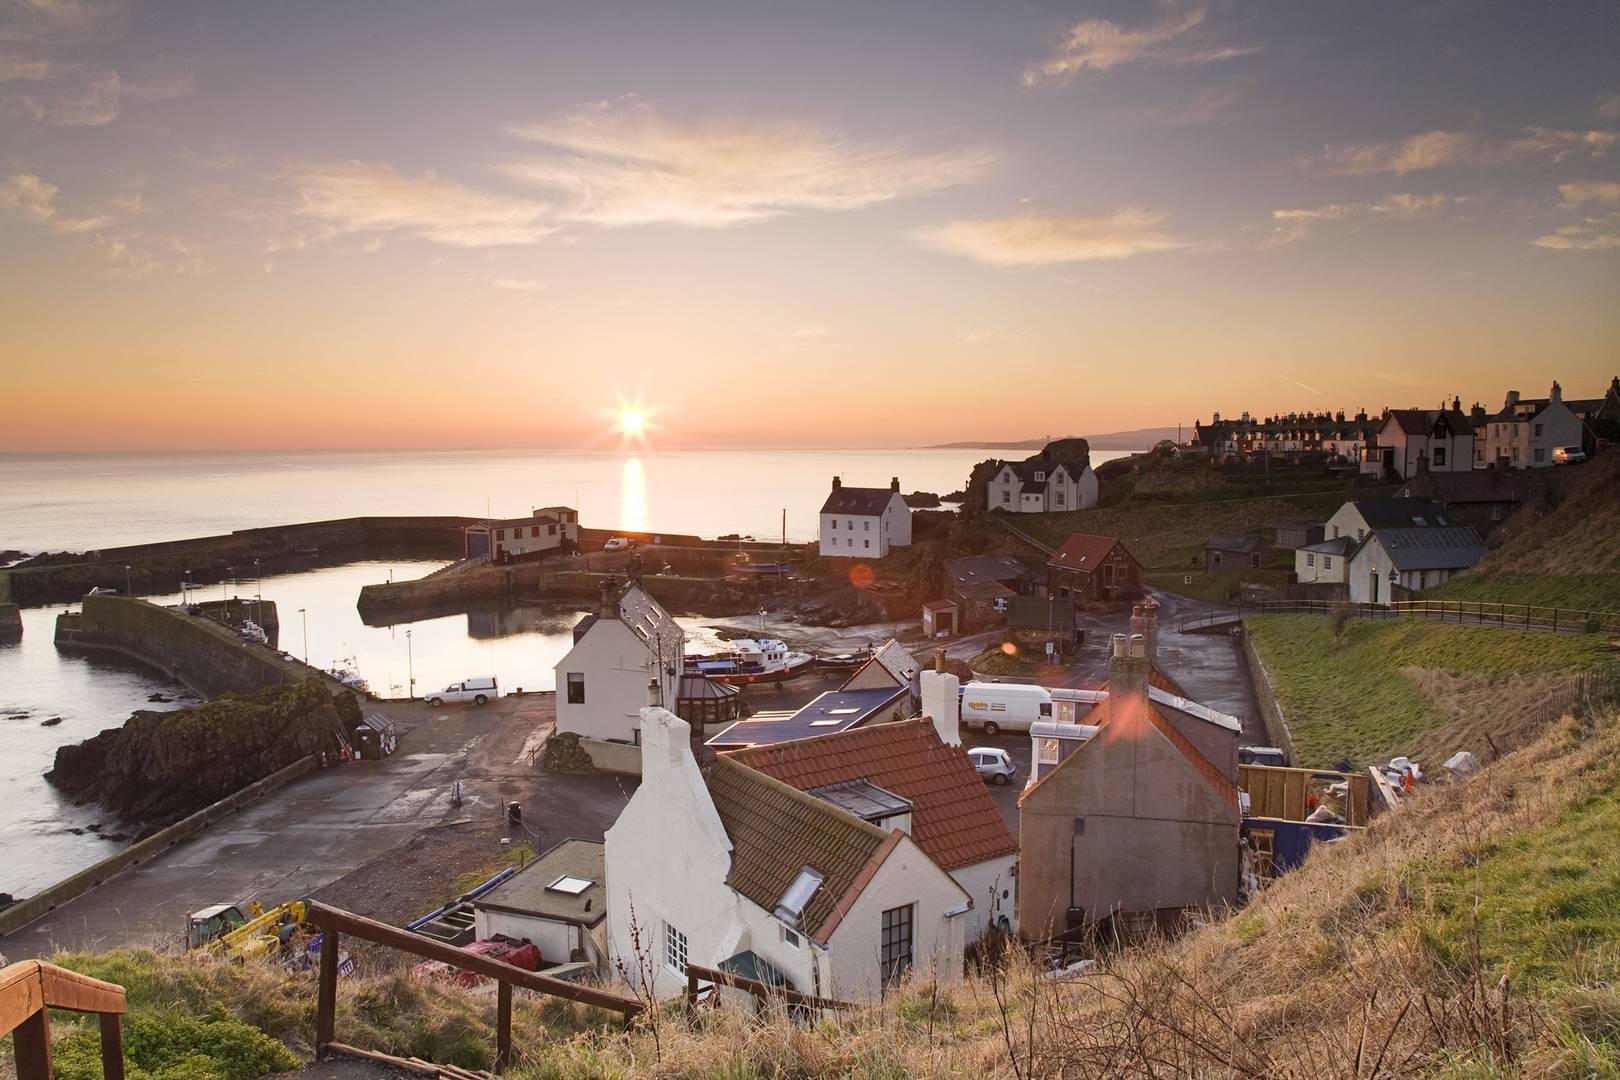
xmin=12 ymin=1008 xmax=52 ymax=1080
xmin=495 ymin=981 xmax=512 ymax=1071
xmin=686 ymin=966 xmax=699 ymax=1007
xmin=316 ymin=929 xmax=339 ymax=1053
xmin=99 ymin=1012 xmax=125 ymax=1080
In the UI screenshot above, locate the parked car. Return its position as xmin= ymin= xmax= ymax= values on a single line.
xmin=603 ymin=537 xmax=631 ymax=552
xmin=425 ymin=676 xmax=499 ymax=706
xmin=1239 ymin=745 xmax=1288 ymax=768
xmin=959 ymin=681 xmax=1053 ymax=736
xmin=969 ymin=747 xmax=1018 ymax=785
xmin=1553 ymin=446 xmax=1587 ymax=465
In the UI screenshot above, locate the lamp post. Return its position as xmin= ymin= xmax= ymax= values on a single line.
xmin=298 ymin=608 xmax=308 ymax=665
xmin=406 ymin=629 xmax=414 ymax=700
xmin=124 ymin=564 xmax=132 ymax=597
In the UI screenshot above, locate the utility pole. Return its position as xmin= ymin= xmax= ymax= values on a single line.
xmin=406 ymin=629 xmax=415 ymax=700
xmin=298 ymin=608 xmax=308 ymax=664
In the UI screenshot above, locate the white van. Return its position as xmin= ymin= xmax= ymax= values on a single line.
xmin=425 ymin=676 xmax=498 ymax=707
xmin=960 ymin=681 xmax=1053 ymax=736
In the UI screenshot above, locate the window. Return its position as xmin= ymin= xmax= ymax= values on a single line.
xmin=880 ymin=904 xmax=913 ymax=988
xmin=546 ymin=875 xmax=592 ymax=895
xmin=1357 ymin=529 xmax=1365 ymax=541
xmin=1250 ymin=553 xmax=1261 ymax=568
xmin=1055 ymin=492 xmax=1065 ymax=507
xmin=1034 ymin=471 xmax=1045 ymax=481
xmin=1306 ymin=553 xmax=1316 ymax=568
xmin=549 ymin=524 xmax=557 ymax=535
xmin=566 ymin=672 xmax=585 ymax=704
xmin=664 ymin=923 xmax=688 ymax=976
xmin=783 ymin=927 xmax=801 ymax=949
xmin=1037 ymin=737 xmax=1060 ymax=764
xmin=864 ymin=539 xmax=870 ymax=549
xmin=1039 ymin=702 xmax=1052 ymax=717
xmin=1002 ymin=490 xmax=1010 ymax=504
xmin=1332 ymin=525 xmax=1340 ymax=538
xmin=531 ymin=526 xmax=540 ymax=537
xmin=496 ymin=529 xmax=505 ymax=540
xmin=1433 ymin=446 xmax=1446 ymax=467
xmin=1534 ymin=448 xmax=1545 ymax=464
xmin=1323 ymin=556 xmax=1332 ymax=570
xmin=1211 ymin=551 xmax=1221 ymax=567
xmin=1534 ymin=422 xmax=1544 ymax=437
xmin=864 ymin=520 xmax=870 ymax=530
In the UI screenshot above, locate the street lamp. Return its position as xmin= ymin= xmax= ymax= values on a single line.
xmin=406 ymin=629 xmax=414 ymax=700
xmin=124 ymin=564 xmax=132 ymax=597
xmin=298 ymin=608 xmax=308 ymax=664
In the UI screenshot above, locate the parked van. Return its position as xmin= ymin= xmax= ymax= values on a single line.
xmin=425 ymin=676 xmax=498 ymax=707
xmin=960 ymin=681 xmax=1053 ymax=736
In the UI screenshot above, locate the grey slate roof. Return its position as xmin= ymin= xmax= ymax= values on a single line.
xmin=705 ymin=686 xmax=908 ymax=749
xmin=1301 ymin=536 xmax=1355 ymax=556
xmin=1204 ymin=533 xmax=1265 ymax=553
xmin=1352 ymin=498 xmax=1451 ymax=529
xmin=820 ymin=486 xmax=898 ymax=516
xmin=947 ymin=554 xmax=1035 ymax=589
xmin=1371 ymin=525 xmax=1487 ymax=572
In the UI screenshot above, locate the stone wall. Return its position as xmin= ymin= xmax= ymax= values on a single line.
xmin=57 ymin=595 xmax=308 ymax=699
xmin=1241 ymin=628 xmax=1298 ymax=763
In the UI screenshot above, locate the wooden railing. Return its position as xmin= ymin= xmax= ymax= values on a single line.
xmin=1179 ymin=598 xmax=1620 ymax=635
xmin=683 ymin=963 xmax=853 ymax=1013
xmin=1 ymin=960 xmax=127 ymax=1080
xmin=303 ymin=900 xmax=641 ymax=1072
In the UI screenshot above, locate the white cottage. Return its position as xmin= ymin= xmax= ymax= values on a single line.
xmin=605 ymin=708 xmax=970 ymax=1004
xmin=819 ymin=477 xmax=912 ymax=558
xmin=1364 ymin=406 xmax=1476 ymax=479
xmin=985 ymin=457 xmax=1098 ymax=514
xmin=555 ymin=581 xmax=684 ymax=747
xmin=1483 ymin=383 xmax=1586 ymax=468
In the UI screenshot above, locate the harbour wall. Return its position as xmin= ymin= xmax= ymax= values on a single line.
xmin=56 ymin=594 xmax=322 ymax=700
xmin=0 ymin=755 xmax=317 ymax=939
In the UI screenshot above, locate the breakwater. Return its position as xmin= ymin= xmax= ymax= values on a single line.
xmin=56 ymin=594 xmax=328 ymax=700
xmin=8 ymin=515 xmax=479 ymax=606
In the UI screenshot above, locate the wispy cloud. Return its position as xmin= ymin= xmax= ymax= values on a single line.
xmin=504 ymin=96 xmax=991 ymax=228
xmin=490 ymin=276 xmax=543 ymax=291
xmin=1023 ymin=1 xmax=1258 ymax=85
xmin=0 ymin=170 xmax=112 ymax=231
xmin=6 ymin=59 xmax=190 ymax=126
xmin=1268 ymin=192 xmax=1459 ymax=244
xmin=1277 ymin=373 xmax=1322 ymax=396
xmin=1533 ymin=214 xmax=1620 ymax=252
xmin=288 ymin=162 xmax=556 ymax=248
xmin=0 ymin=0 xmax=129 ymax=45
xmin=1311 ymin=126 xmax=1616 ymax=175
xmin=0 ymin=52 xmax=51 ymax=79
xmin=914 ymin=209 xmax=1188 ymax=267
xmin=1598 ymin=91 xmax=1620 ymax=124
xmin=1559 ymin=180 xmax=1620 ymax=207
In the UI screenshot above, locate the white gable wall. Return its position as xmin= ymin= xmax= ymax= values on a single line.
xmin=556 ymin=620 xmax=675 ymax=743
xmin=949 ymin=853 xmax=1019 ymax=942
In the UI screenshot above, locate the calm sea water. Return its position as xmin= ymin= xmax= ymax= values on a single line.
xmin=0 ymin=447 xmax=1137 ymax=896
xmin=0 ymin=447 xmax=1141 ymax=553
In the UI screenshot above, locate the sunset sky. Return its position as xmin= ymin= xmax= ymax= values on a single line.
xmin=2 ymin=0 xmax=1617 ymax=450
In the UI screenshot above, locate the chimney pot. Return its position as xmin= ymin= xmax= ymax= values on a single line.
xmin=891 ymin=476 xmax=900 ymax=492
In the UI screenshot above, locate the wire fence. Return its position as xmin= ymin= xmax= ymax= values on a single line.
xmin=1179 ymin=598 xmax=1620 ymax=636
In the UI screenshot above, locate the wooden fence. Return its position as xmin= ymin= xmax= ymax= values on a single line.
xmin=1180 ymin=598 xmax=1620 ymax=635
xmin=303 ymin=900 xmax=642 ymax=1071
xmin=1 ymin=960 xmax=126 ymax=1080
xmin=683 ymin=963 xmax=853 ymax=1013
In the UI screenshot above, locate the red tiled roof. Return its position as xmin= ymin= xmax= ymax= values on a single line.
xmin=726 ymin=719 xmax=1018 ymax=870
xmin=1048 ymin=533 xmax=1130 ymax=572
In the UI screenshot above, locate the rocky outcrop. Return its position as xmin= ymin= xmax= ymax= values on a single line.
xmin=46 ymin=679 xmax=358 ymax=834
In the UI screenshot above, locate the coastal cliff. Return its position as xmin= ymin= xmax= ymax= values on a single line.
xmin=46 ymin=679 xmax=358 ymax=833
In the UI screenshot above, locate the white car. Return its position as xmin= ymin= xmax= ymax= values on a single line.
xmin=1553 ymin=446 xmax=1587 ymax=465
xmin=425 ymin=676 xmax=498 ymax=706
xmin=969 ymin=747 xmax=1018 ymax=786
xmin=603 ymin=537 xmax=631 ymax=552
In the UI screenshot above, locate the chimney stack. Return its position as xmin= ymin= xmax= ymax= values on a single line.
xmin=831 ymin=476 xmax=841 ymax=490
xmin=1505 ymin=390 xmax=1520 ymax=410
xmin=637 ymin=706 xmax=691 ymax=776
xmin=1108 ymin=633 xmax=1149 ymax=701
xmin=600 ymin=578 xmax=619 ymax=618
xmin=890 ymin=476 xmax=900 ymax=492
xmin=1550 ymin=380 xmax=1562 ymax=404
xmin=920 ymin=670 xmax=961 ymax=748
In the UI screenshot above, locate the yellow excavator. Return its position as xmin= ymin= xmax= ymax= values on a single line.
xmin=185 ymin=900 xmax=309 ymax=961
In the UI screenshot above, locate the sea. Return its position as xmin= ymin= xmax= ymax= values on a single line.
xmin=0 ymin=447 xmax=1136 ymax=897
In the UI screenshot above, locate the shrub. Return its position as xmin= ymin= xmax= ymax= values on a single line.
xmin=52 ymin=1009 xmax=298 ymax=1080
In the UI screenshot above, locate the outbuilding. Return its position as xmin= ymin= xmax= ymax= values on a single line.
xmin=473 ymin=839 xmax=607 ymax=970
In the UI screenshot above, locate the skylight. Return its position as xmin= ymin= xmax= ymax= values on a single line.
xmin=826 ymin=707 xmax=860 ymax=715
xmin=809 ymin=718 xmax=844 ymax=726
xmin=774 ymin=867 xmax=824 ymax=923
xmin=546 ymin=875 xmax=593 ymax=895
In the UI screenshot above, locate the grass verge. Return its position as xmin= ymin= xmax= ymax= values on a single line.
xmin=1426 ymin=572 xmax=1620 ymax=618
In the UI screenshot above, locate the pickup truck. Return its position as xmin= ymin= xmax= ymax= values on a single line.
xmin=425 ymin=676 xmax=499 ymax=706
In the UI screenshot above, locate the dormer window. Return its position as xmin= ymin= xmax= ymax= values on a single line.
xmin=1034 ymin=471 xmax=1045 ymax=482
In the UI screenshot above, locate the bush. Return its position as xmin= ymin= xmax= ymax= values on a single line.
xmin=52 ymin=1009 xmax=298 ymax=1080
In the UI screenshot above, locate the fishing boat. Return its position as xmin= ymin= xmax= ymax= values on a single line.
xmin=685 ymin=638 xmax=814 ymax=685
xmin=813 ymin=649 xmax=873 ymax=671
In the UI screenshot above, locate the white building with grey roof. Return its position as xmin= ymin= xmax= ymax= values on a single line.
xmin=555 ymin=580 xmax=685 ymax=746
xmin=818 ymin=476 xmax=912 ymax=558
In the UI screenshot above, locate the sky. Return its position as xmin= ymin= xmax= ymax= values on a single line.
xmin=1 ymin=0 xmax=1617 ymax=451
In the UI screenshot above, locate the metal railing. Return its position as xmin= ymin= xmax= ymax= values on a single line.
xmin=304 ymin=900 xmax=642 ymax=1072
xmin=1 ymin=960 xmax=127 ymax=1080
xmin=1178 ymin=598 xmax=1620 ymax=635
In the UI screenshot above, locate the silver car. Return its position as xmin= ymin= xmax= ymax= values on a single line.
xmin=969 ymin=747 xmax=1018 ymax=785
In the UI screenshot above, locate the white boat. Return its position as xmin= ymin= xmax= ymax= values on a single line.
xmin=239 ymin=620 xmax=268 ymax=644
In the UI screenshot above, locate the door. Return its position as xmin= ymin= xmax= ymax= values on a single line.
xmin=1369 ymin=569 xmax=1380 ymax=604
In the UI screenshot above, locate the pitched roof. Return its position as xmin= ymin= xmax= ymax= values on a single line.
xmin=727 ymin=718 xmax=1018 ymax=871
xmin=1408 ymin=471 xmax=1528 ymax=504
xmin=706 ymin=757 xmax=892 ymax=941
xmin=1351 ymin=497 xmax=1451 ymax=529
xmin=820 ymin=485 xmax=899 ymax=516
xmin=704 ymin=686 xmax=908 ymax=749
xmin=1048 ymin=533 xmax=1129 ymax=572
xmin=1386 ymin=408 xmax=1475 ymax=438
xmin=946 ymin=554 xmax=1035 ymax=588
xmin=606 ymin=583 xmax=684 ymax=662
xmin=1204 ymin=532 xmax=1265 ymax=553
xmin=1301 ymin=536 xmax=1356 ymax=556
xmin=1370 ymin=525 xmax=1487 ymax=572
xmin=870 ymin=639 xmax=921 ymax=687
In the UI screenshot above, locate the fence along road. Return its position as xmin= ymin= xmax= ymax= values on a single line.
xmin=1178 ymin=598 xmax=1620 ymax=636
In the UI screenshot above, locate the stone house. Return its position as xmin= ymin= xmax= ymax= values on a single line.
xmin=605 ymin=707 xmax=970 ymax=1004
xmin=1047 ymin=533 xmax=1143 ymax=607
xmin=1202 ymin=533 xmax=1266 ymax=571
xmin=819 ymin=477 xmax=912 ymax=558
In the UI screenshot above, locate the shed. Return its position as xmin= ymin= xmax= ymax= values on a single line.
xmin=472 ymin=838 xmax=607 ymax=969
xmin=1202 ymin=533 xmax=1266 ymax=570
xmin=922 ymin=599 xmax=959 ymax=638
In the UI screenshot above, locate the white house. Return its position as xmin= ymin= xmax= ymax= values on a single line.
xmin=725 ymin=672 xmax=1021 ymax=943
xmin=819 ymin=477 xmax=912 ymax=558
xmin=464 ymin=506 xmax=578 ymax=561
xmin=1483 ymin=383 xmax=1586 ymax=468
xmin=555 ymin=581 xmax=684 ymax=747
xmin=986 ymin=458 xmax=1098 ymax=514
xmin=1346 ymin=525 xmax=1487 ymax=604
xmin=1363 ymin=406 xmax=1476 ymax=479
xmin=473 ymin=838 xmax=606 ymax=970
xmin=605 ymin=707 xmax=971 ymax=1004
xmin=1294 ymin=536 xmax=1352 ymax=585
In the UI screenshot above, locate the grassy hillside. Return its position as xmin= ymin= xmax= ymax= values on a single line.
xmin=17 ymin=705 xmax=1620 ymax=1078
xmin=1428 ymin=453 xmax=1620 ymax=613
xmin=1247 ymin=614 xmax=1614 ymax=767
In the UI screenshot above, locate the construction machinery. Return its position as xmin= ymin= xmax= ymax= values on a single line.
xmin=186 ymin=900 xmax=309 ymax=961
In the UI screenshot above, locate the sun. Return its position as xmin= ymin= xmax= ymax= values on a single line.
xmin=620 ymin=409 xmax=645 ymax=437
xmin=606 ymin=396 xmax=659 ymax=445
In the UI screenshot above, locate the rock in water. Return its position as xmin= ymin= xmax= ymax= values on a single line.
xmin=41 ymin=716 xmax=63 ymax=726
xmin=47 ymin=679 xmax=358 ymax=831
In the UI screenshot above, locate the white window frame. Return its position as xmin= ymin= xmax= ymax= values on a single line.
xmin=664 ymin=922 xmax=688 ymax=976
